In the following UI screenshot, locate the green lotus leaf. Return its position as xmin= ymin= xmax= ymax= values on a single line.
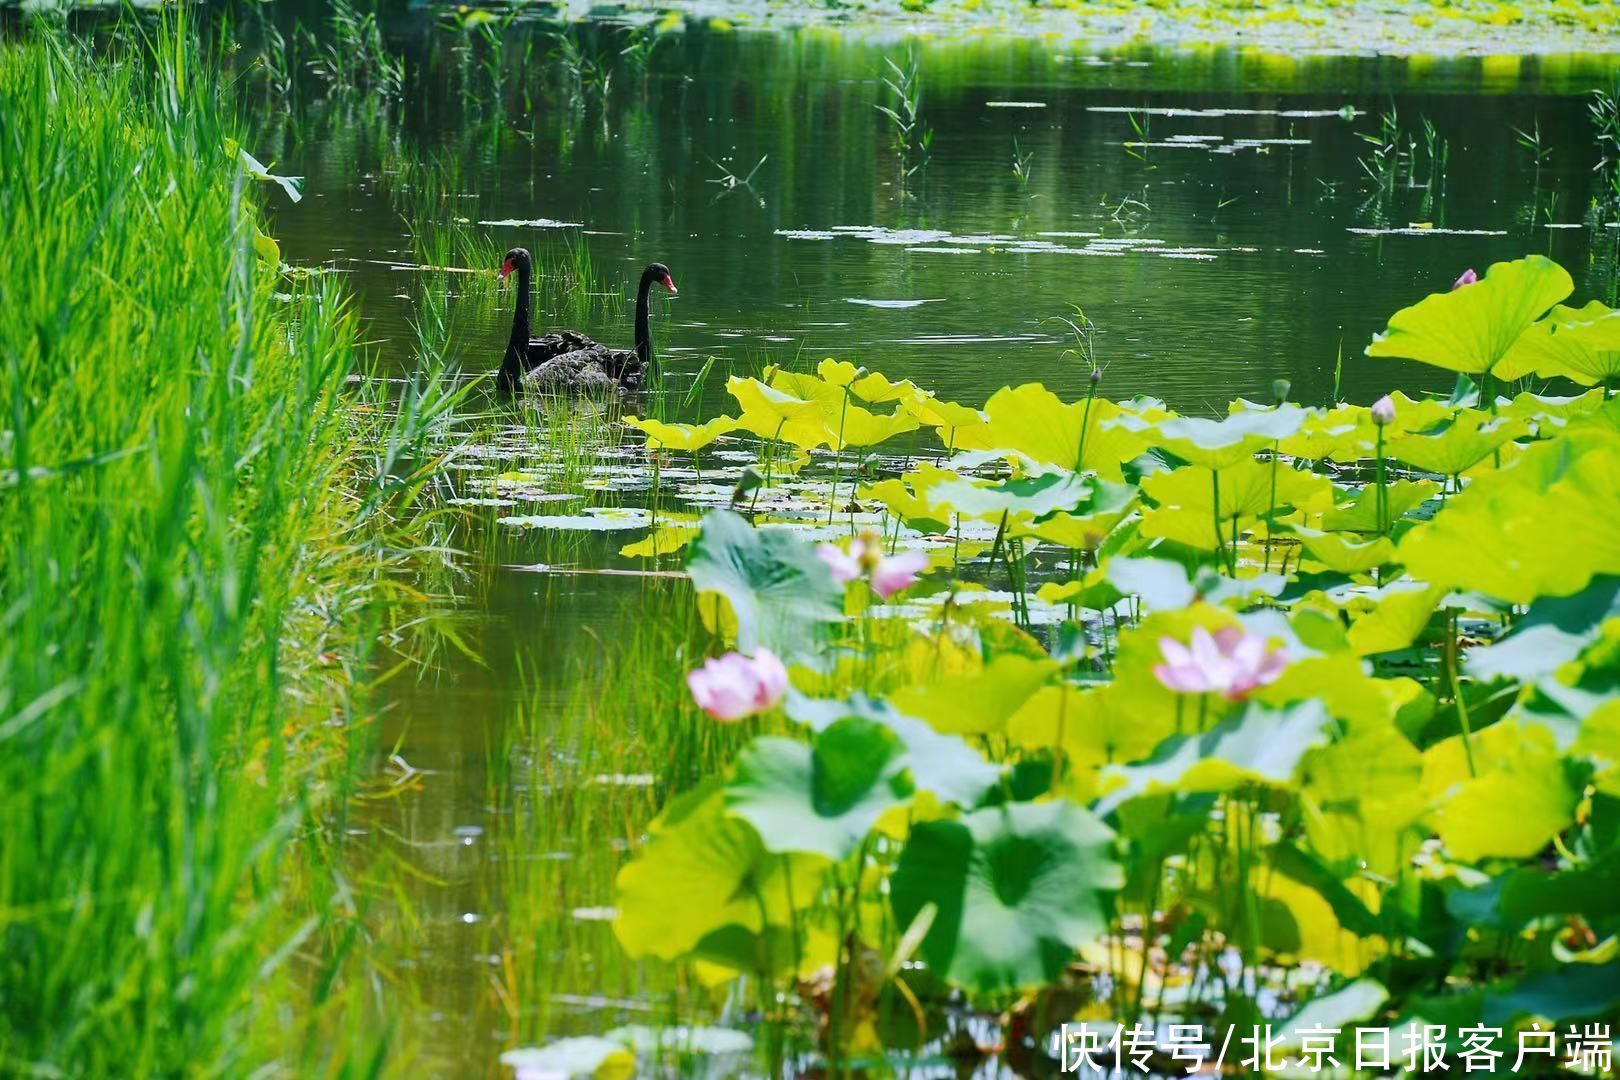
xmin=501 ymin=1038 xmax=634 ymax=1080
xmin=1500 ymin=388 xmax=1610 ymax=430
xmin=890 ymin=653 xmax=1059 ymax=736
xmin=727 ymin=375 xmax=833 ymax=448
xmin=889 ymin=800 xmax=1121 ymax=994
xmin=1033 ymin=571 xmax=1122 ymax=615
xmin=1345 ymin=583 xmax=1447 ymax=656
xmin=1398 ymin=429 xmax=1620 ymax=604
xmin=725 ymin=717 xmax=912 ymax=860
xmin=1468 ymin=575 xmax=1620 ymax=683
xmin=1482 ymin=961 xmax=1620 ymax=1026
xmin=624 ymin=414 xmax=738 ymax=453
xmin=1450 ymin=848 xmax=1620 ymax=932
xmin=783 ymin=692 xmax=1002 ymax=807
xmin=1007 ymin=486 xmax=1139 ymax=548
xmin=1317 ymin=479 xmax=1439 ymax=532
xmin=1494 ymin=300 xmax=1620 ymax=385
xmin=613 ymin=779 xmax=828 ymax=963
xmin=1366 ymin=255 xmax=1574 ymax=375
xmin=953 ymin=384 xmax=1149 ymax=478
xmin=1098 ymin=700 xmax=1334 ymax=813
xmin=686 ymin=510 xmax=844 ymax=656
xmin=1387 ymin=411 xmax=1530 ymax=476
xmin=1152 ymin=403 xmax=1310 ymax=469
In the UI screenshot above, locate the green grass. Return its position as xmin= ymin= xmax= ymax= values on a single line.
xmin=0 ymin=22 xmax=424 ymax=1077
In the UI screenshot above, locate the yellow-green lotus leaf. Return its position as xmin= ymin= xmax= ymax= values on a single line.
xmin=1366 ymin=255 xmax=1575 ymax=376
xmin=727 ymin=376 xmax=833 ymax=448
xmin=1388 ymin=411 xmax=1529 ymax=476
xmin=1500 ymin=388 xmax=1609 ymax=431
xmin=1317 ymin=479 xmax=1439 ymax=532
xmin=1289 ymin=527 xmax=1397 ymax=574
xmin=1142 ymin=459 xmax=1332 ymax=547
xmin=848 ymin=369 xmax=919 ymax=405
xmin=1259 ymin=874 xmax=1384 ymax=977
xmin=827 ymin=400 xmax=920 ymax=449
xmin=1399 ymin=429 xmax=1620 ymax=603
xmin=1494 ymin=300 xmax=1620 ymax=385
xmin=890 ymin=653 xmax=1059 ymax=737
xmin=953 ymin=384 xmax=1148 ymax=479
xmin=621 ymin=516 xmax=702 ymax=558
xmin=1424 ymin=722 xmax=1577 ymax=861
xmin=1278 ymin=406 xmax=1364 ymax=461
xmin=816 ymin=358 xmax=864 ymax=387
xmin=1346 ymin=584 xmax=1448 ymax=656
xmin=1152 ymin=403 xmax=1311 ymax=469
xmin=901 ymin=392 xmax=987 ymax=436
xmin=1006 ymin=684 xmax=1158 ymax=802
xmin=614 ymin=780 xmax=828 ymax=963
xmin=860 ymin=477 xmax=948 ymax=528
xmin=1011 ymin=505 xmax=1136 ymax=550
xmin=624 ymin=415 xmax=739 ymax=453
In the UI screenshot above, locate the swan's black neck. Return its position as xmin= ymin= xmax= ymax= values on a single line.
xmin=634 ymin=267 xmax=658 ymax=370
xmin=499 ymin=258 xmax=533 ymax=392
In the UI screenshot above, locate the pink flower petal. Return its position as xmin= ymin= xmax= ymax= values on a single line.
xmin=870 ymin=550 xmax=930 ymax=599
xmin=816 ymin=543 xmax=863 ymax=584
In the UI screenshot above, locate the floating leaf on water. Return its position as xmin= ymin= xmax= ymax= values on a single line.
xmin=604 ymin=1025 xmax=753 ymax=1057
xmin=497 ymin=508 xmax=653 ymax=531
xmin=844 ymin=297 xmax=947 ymax=309
xmin=480 ymin=217 xmax=584 ymax=228
xmin=500 ymin=1038 xmax=633 ymax=1080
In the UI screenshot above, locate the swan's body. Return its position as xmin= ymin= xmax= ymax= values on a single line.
xmin=496 ymin=249 xmax=676 ymax=395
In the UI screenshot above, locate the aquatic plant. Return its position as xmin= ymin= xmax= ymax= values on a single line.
xmin=554 ymin=250 xmax=1620 ymax=1076
xmin=0 ymin=23 xmax=405 ymax=1075
xmin=875 ymin=49 xmax=932 ymax=186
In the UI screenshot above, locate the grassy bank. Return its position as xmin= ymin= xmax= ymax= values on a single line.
xmin=0 ymin=24 xmax=403 ymax=1077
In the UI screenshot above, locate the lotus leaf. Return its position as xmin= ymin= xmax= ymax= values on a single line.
xmin=727 ymin=376 xmax=833 ymax=448
xmin=889 ymin=800 xmax=1121 ymax=993
xmin=1481 ymin=961 xmax=1620 ymax=1026
xmin=1345 ymin=584 xmax=1447 ymax=656
xmin=1278 ymin=979 xmax=1389 ymax=1046
xmin=1287 ymin=526 xmax=1396 ymax=574
xmin=1098 ymin=701 xmax=1333 ymax=813
xmin=859 ymin=477 xmax=951 ymax=532
xmin=1424 ymin=722 xmax=1578 ymax=861
xmin=686 ymin=510 xmax=844 ymax=655
xmin=1494 ymin=300 xmax=1620 ymax=385
xmin=726 ymin=717 xmax=912 ymax=860
xmin=1387 ymin=411 xmax=1529 ymax=476
xmin=1365 ymin=255 xmax=1574 ymax=375
xmin=620 ymin=518 xmax=702 ymax=559
xmin=952 ymin=384 xmax=1149 ymax=478
xmin=624 ymin=415 xmax=738 ymax=453
xmin=784 ymin=692 xmax=1002 ymax=807
xmin=1399 ymin=430 xmax=1620 ymax=603
xmin=1152 ymin=403 xmax=1310 ymax=469
xmin=1317 ymin=479 xmax=1439 ymax=533
xmin=1259 ymin=874 xmax=1383 ymax=976
xmin=890 ymin=653 xmax=1058 ymax=736
xmin=900 ymin=393 xmax=987 ymax=436
xmin=1467 ymin=575 xmax=1620 ymax=683
xmin=613 ymin=780 xmax=827 ymax=964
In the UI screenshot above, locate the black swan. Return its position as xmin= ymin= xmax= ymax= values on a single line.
xmin=495 ymin=248 xmax=677 ymax=395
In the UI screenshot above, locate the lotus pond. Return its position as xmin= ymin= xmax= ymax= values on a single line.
xmin=7 ymin=3 xmax=1620 ymax=1078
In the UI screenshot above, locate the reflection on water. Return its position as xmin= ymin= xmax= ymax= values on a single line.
xmin=243 ymin=14 xmax=1619 ymax=1074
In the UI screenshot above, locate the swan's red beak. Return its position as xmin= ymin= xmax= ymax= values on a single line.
xmin=498 ymin=259 xmax=513 ymax=282
xmin=662 ymin=274 xmax=678 ymax=294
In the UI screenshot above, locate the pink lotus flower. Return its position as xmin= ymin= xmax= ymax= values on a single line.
xmin=1453 ymin=267 xmax=1478 ymax=290
xmin=870 ymin=550 xmax=929 ymax=599
xmin=1153 ymin=626 xmax=1288 ymax=701
xmin=1370 ymin=394 xmax=1396 ymax=427
xmin=818 ymin=537 xmax=931 ymax=599
xmin=687 ymin=649 xmax=789 ymax=722
xmin=817 ymin=540 xmax=867 ymax=584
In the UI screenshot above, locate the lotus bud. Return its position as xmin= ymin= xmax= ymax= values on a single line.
xmin=1370 ymin=394 xmax=1396 ymax=427
xmin=1271 ymin=378 xmax=1291 ymax=405
xmin=1452 ymin=267 xmax=1478 ymax=290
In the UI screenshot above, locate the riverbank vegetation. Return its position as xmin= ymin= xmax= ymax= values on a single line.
xmin=0 ymin=22 xmax=450 ymax=1075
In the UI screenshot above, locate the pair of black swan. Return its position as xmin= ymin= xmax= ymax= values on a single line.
xmin=496 ymin=248 xmax=677 ymax=395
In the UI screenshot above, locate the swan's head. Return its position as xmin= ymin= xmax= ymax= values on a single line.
xmin=644 ymin=262 xmax=678 ymax=294
xmin=497 ymin=247 xmax=532 ymax=282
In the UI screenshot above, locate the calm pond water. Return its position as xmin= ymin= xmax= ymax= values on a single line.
xmin=247 ymin=13 xmax=1619 ymax=1074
